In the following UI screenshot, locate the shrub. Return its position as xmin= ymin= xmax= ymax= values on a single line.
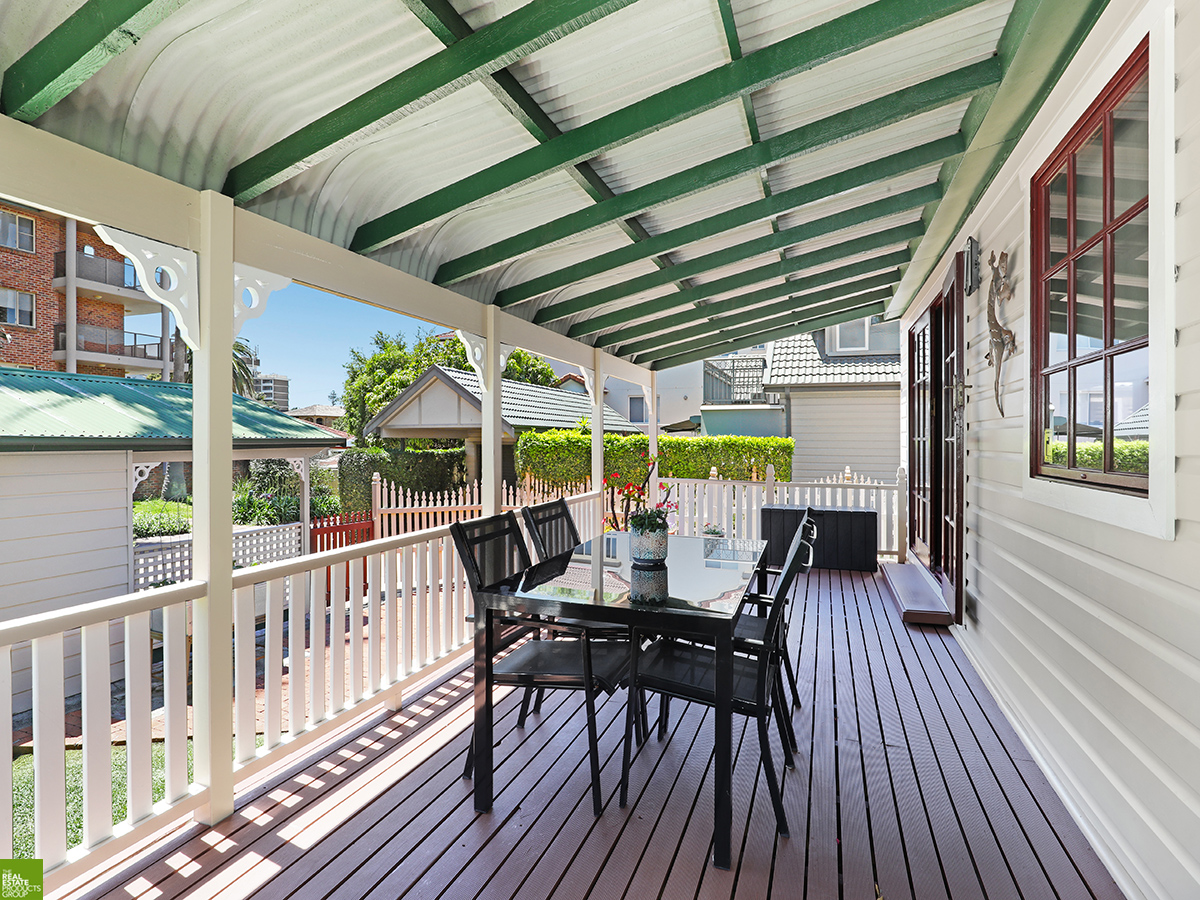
xmin=338 ymin=447 xmax=390 ymax=512
xmin=515 ymin=430 xmax=794 ymax=488
xmin=132 ymin=500 xmax=192 ymax=539
xmin=338 ymin=445 xmax=466 ymax=511
xmin=1046 ymin=440 xmax=1148 ymax=474
xmin=249 ymin=458 xmax=301 ymax=496
xmin=232 ymin=477 xmax=300 ymax=525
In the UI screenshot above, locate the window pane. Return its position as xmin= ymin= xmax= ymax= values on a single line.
xmin=1047 ymin=269 xmax=1069 ymax=366
xmin=1044 ymin=370 xmax=1069 ymax=465
xmin=0 ymin=212 xmax=14 ymax=250
xmin=1112 ymin=347 xmax=1149 ymax=474
xmin=837 ymin=318 xmax=867 ymax=350
xmin=1075 ymin=127 xmax=1104 ymax=245
xmin=17 ymin=217 xmax=33 ymax=252
xmin=1113 ymin=208 xmax=1149 ymax=343
xmin=1074 ymin=245 xmax=1104 ymax=356
xmin=1048 ymin=166 xmax=1069 ymax=268
xmin=1113 ymin=72 xmax=1149 ymax=217
xmin=1073 ymin=360 xmax=1105 ymax=469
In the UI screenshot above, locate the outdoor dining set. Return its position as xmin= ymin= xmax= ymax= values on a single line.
xmin=449 ymin=499 xmax=817 ymax=869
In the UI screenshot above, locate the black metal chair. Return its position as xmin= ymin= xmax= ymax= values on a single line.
xmin=619 ymin=531 xmax=813 ymax=836
xmin=452 ymin=512 xmax=630 ymax=816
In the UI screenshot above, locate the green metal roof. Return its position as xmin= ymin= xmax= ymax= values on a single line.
xmin=0 ymin=367 xmax=345 ymax=452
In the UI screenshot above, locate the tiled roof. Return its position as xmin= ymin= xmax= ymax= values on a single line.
xmin=288 ymin=404 xmax=345 ymax=418
xmin=440 ymin=367 xmax=640 ymax=433
xmin=763 ymin=332 xmax=901 ymax=387
xmin=0 ymin=367 xmax=344 ymax=451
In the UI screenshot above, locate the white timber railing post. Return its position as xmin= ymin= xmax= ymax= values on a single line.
xmin=372 ymin=471 xmax=383 ymax=538
xmin=765 ymin=463 xmax=776 ymax=507
xmin=193 ymin=189 xmax=236 ymax=825
xmin=896 ymin=466 xmax=908 ymax=564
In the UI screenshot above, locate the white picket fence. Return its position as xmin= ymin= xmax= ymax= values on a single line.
xmin=3 ymin=489 xmax=603 ymax=890
xmin=372 ymin=476 xmax=584 ymax=537
xmin=663 ymin=465 xmax=907 ymax=560
xmin=131 ymin=522 xmax=303 ymax=590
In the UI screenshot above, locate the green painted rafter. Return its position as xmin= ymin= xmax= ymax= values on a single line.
xmin=534 ymin=182 xmax=940 ymax=325
xmin=495 ymin=134 xmax=962 ymax=308
xmin=614 ymin=269 xmax=901 ymax=357
xmin=887 ymin=0 xmax=1112 ymax=316
xmin=350 ymin=0 xmax=992 ymax=253
xmin=221 ymin=0 xmax=639 ymax=203
xmin=432 ymin=58 xmax=998 ymax=285
xmin=566 ymin=221 xmax=923 ymax=339
xmin=398 ymin=0 xmax=684 ymax=279
xmin=646 ymin=299 xmax=890 ymax=370
xmin=600 ymin=251 xmax=910 ymax=349
xmin=0 ymin=0 xmax=189 ymax=121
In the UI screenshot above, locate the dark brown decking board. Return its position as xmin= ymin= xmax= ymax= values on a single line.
xmin=64 ymin=569 xmax=1127 ymax=900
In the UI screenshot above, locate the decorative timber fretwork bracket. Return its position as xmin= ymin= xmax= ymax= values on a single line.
xmin=455 ymin=330 xmax=514 ymax=389
xmin=95 ymin=226 xmax=291 ymax=350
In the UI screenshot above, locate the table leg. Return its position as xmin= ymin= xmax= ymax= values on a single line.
xmin=474 ymin=604 xmax=494 ymax=812
xmin=713 ymin=628 xmax=733 ymax=869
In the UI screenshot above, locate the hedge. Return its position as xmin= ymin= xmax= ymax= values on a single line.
xmin=1046 ymin=439 xmax=1148 ymax=474
xmin=338 ymin=446 xmax=467 ymax=511
xmin=515 ymin=430 xmax=793 ymax=488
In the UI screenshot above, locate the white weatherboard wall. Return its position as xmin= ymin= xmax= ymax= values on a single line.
xmin=900 ymin=1 xmax=1199 ymax=898
xmin=0 ymin=451 xmax=130 ymax=712
xmin=788 ymin=385 xmax=901 ymax=481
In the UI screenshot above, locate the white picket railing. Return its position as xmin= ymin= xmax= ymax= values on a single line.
xmin=131 ymin=522 xmax=303 ymax=590
xmin=663 ymin=465 xmax=907 ymax=559
xmin=5 ymin=489 xmax=602 ymax=891
xmin=373 ymin=476 xmax=590 ymax=537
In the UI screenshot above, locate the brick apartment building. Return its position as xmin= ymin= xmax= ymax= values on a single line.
xmin=0 ymin=200 xmax=172 ymax=376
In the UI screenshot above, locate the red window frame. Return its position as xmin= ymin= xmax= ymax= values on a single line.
xmin=1030 ymin=38 xmax=1150 ymax=493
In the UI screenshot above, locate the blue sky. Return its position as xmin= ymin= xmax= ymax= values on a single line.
xmin=131 ymin=282 xmax=431 ymax=408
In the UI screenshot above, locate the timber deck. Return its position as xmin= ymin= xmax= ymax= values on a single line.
xmin=62 ymin=568 xmax=1125 ymax=900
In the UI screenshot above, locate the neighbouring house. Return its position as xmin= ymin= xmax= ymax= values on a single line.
xmin=763 ymin=317 xmax=903 ymax=481
xmin=364 ymin=364 xmax=639 ymax=482
xmin=0 ymin=201 xmax=172 ymax=377
xmin=287 ymin=403 xmax=345 ymax=427
xmin=0 ymin=367 xmax=345 ymax=714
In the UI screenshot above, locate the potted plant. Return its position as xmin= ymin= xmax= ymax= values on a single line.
xmin=629 ymin=503 xmax=669 ymax=563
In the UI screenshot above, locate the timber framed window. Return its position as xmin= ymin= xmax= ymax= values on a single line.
xmin=1031 ymin=38 xmax=1149 ymax=493
xmin=1 ymin=288 xmax=35 ymax=327
xmin=0 ymin=211 xmax=34 ymax=252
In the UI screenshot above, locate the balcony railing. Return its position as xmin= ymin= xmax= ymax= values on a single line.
xmin=53 ymin=250 xmax=147 ymax=291
xmin=703 ymin=357 xmax=768 ymax=404
xmin=53 ymin=323 xmax=167 ymax=361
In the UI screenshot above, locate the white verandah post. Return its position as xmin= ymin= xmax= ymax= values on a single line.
xmin=591 ymin=351 xmax=605 ymax=544
xmin=482 ymin=305 xmax=503 ymax=517
xmin=647 ymin=371 xmax=659 ymax=506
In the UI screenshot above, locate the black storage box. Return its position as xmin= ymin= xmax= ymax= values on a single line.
xmin=761 ymin=505 xmax=878 ymax=572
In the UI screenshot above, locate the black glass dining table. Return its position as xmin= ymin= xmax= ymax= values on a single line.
xmin=472 ymin=531 xmax=768 ymax=869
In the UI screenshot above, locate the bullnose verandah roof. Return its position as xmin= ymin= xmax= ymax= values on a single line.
xmin=0 ymin=0 xmax=1108 ymax=366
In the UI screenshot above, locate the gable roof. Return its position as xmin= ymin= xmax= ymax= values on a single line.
xmin=0 ymin=367 xmax=346 ymax=452
xmin=763 ymin=332 xmax=901 ymax=387
xmin=364 ymin=365 xmax=639 ymax=435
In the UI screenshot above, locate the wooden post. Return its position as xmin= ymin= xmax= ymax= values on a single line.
xmin=372 ymin=471 xmax=382 ymax=539
xmin=647 ymin=371 xmax=659 ymax=506
xmin=590 ymin=352 xmax=605 ymax=582
xmin=896 ymin=466 xmax=908 ymax=564
xmin=192 ymin=190 xmax=236 ymax=825
xmin=300 ymin=456 xmax=311 ymax=552
xmin=482 ymin=307 xmax=503 ymax=517
xmin=765 ymin=462 xmax=776 ymax=506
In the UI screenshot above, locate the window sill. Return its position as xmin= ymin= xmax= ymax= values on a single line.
xmin=1021 ymin=471 xmax=1171 ymax=540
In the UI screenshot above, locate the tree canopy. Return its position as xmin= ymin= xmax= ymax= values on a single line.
xmin=341 ymin=328 xmax=557 ymax=441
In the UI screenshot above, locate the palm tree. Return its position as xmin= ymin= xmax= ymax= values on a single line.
xmin=160 ymin=330 xmax=260 ymax=501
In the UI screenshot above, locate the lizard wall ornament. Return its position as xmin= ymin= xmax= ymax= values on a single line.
xmin=984 ymin=250 xmax=1017 ymax=416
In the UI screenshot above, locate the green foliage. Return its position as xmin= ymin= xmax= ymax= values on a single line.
xmin=340 ymin=327 xmax=556 ymax=441
xmin=516 ymin=430 xmax=794 ymax=488
xmin=132 ymin=499 xmax=193 ymax=538
xmin=232 ymin=477 xmax=300 ymax=525
xmin=337 ymin=445 xmax=467 ymax=511
xmin=1046 ymin=440 xmax=1149 ymax=474
xmin=249 ymin=458 xmax=301 ymax=495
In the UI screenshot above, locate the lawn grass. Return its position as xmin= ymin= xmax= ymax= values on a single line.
xmin=12 ymin=740 xmax=194 ymax=859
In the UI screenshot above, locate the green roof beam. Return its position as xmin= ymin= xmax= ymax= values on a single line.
xmin=222 ymin=0 xmax=639 ymax=203
xmin=647 ymin=299 xmax=889 ymax=370
xmin=495 ymin=133 xmax=962 ymax=308
xmin=432 ymin=57 xmax=999 ymax=285
xmin=599 ymin=251 xmax=909 ymax=348
xmin=888 ymin=0 xmax=1112 ymax=316
xmin=615 ymin=270 xmax=901 ymax=357
xmin=350 ymin=0 xmax=993 ymax=252
xmin=535 ymin=181 xmax=940 ymax=324
xmin=0 ymin=0 xmax=189 ymax=121
xmin=398 ymin=0 xmax=685 ymax=278
xmin=567 ymin=221 xmax=922 ymax=339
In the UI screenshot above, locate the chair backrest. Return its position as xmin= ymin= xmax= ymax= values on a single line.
xmin=521 ymin=499 xmax=581 ymax=561
xmin=449 ymin=512 xmax=532 ymax=595
xmin=802 ymin=507 xmax=818 ymax=543
xmin=773 ymin=524 xmax=814 ymax=606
